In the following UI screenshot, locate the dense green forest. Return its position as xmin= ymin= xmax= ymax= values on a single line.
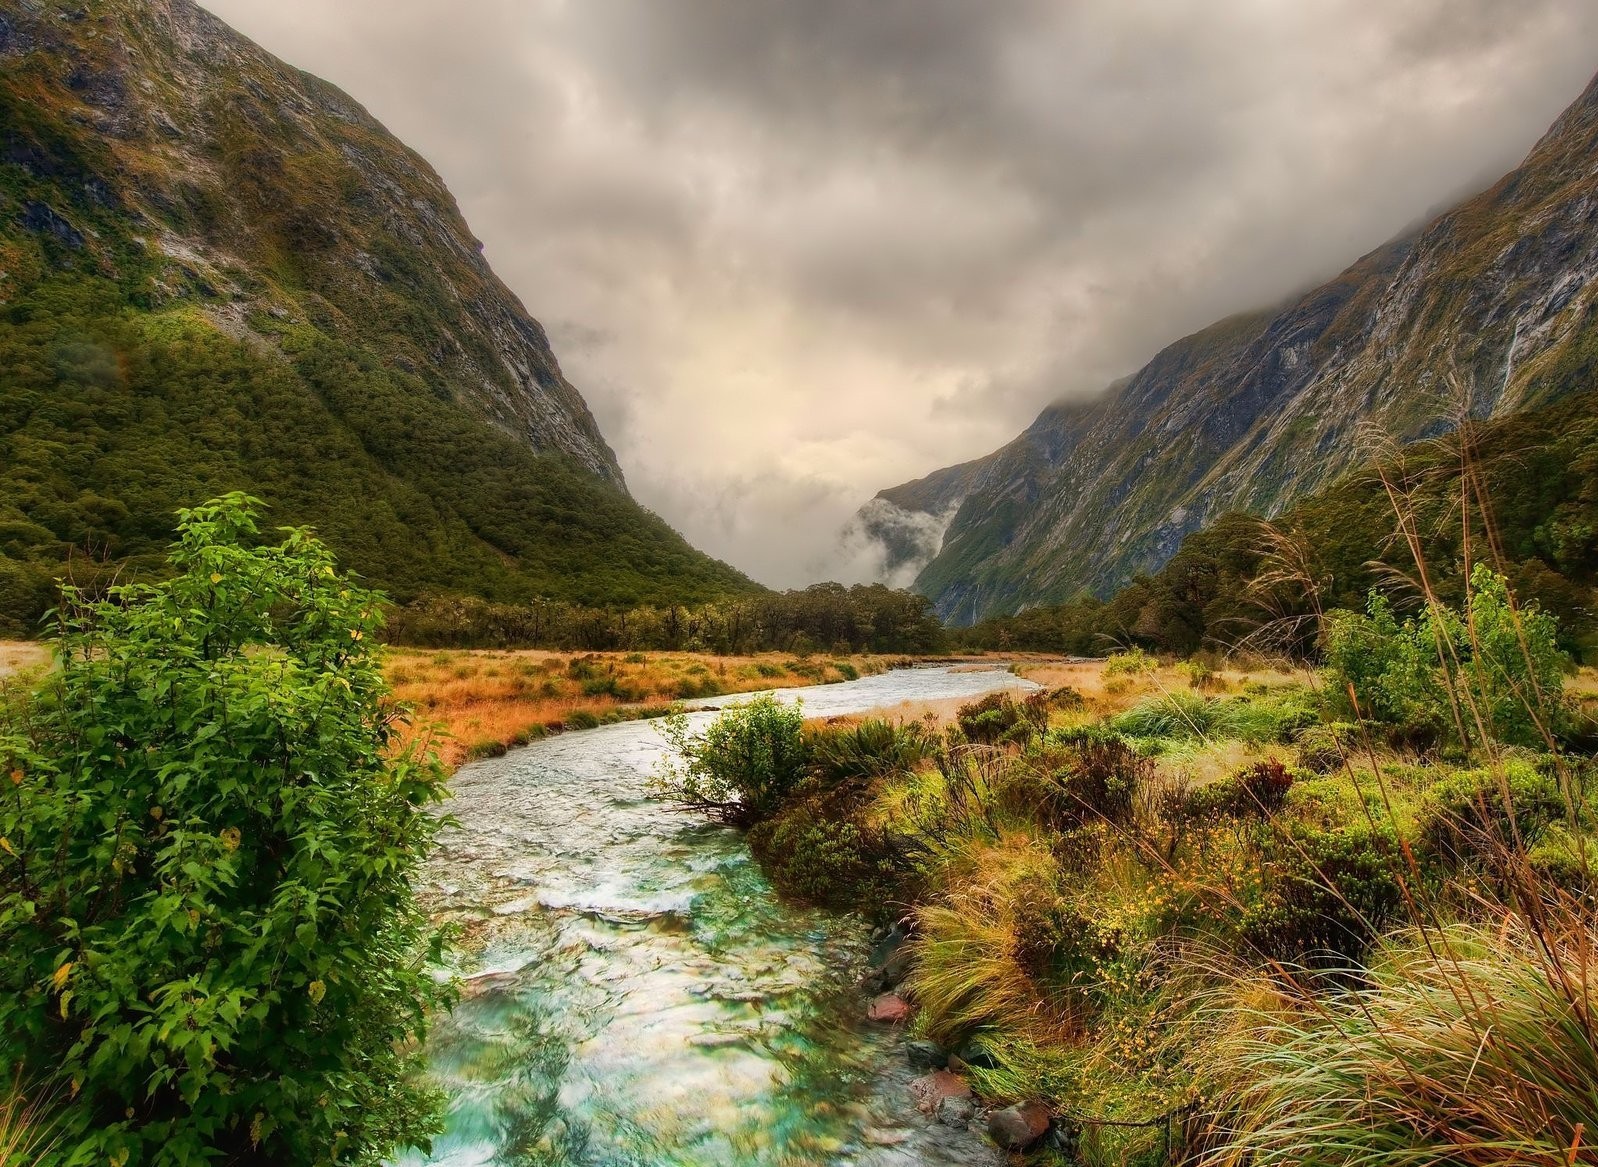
xmin=960 ymin=389 xmax=1598 ymax=663
xmin=385 ymin=582 xmax=947 ymax=656
xmin=0 ymin=274 xmax=758 ymax=637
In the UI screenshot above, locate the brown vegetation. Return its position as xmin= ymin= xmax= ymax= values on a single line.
xmin=386 ymin=648 xmax=886 ymax=766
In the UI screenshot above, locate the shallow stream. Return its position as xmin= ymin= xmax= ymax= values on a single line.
xmin=397 ymin=665 xmax=1034 ymax=1167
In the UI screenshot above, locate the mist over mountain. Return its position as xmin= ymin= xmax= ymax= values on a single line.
xmin=851 ymin=69 xmax=1598 ymax=624
xmin=0 ymin=0 xmax=754 ymax=634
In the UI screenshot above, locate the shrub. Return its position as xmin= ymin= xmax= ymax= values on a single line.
xmin=654 ymin=695 xmax=809 ymax=826
xmin=0 ymin=495 xmax=452 ymax=1167
xmin=1415 ymin=759 xmax=1570 ymax=865
xmin=1103 ymin=649 xmax=1156 ymax=678
xmin=748 ymin=799 xmax=899 ymax=907
xmin=1324 ymin=570 xmax=1568 ymax=750
xmin=1241 ymin=818 xmax=1406 ymax=964
xmin=1003 ymin=730 xmax=1150 ymax=833
xmin=956 ymin=693 xmax=1035 ymax=745
xmin=1183 ymin=760 xmax=1297 ymax=820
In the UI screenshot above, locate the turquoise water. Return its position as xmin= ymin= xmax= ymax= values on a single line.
xmin=399 ymin=667 xmax=1032 ymax=1167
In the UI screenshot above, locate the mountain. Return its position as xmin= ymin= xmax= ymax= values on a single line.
xmin=854 ymin=69 xmax=1598 ymax=625
xmin=0 ymin=0 xmax=755 ymax=636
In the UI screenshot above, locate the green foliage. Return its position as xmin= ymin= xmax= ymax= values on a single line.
xmin=1112 ymin=689 xmax=1317 ymax=746
xmin=955 ymin=692 xmax=1042 ymax=746
xmin=384 ymin=584 xmax=945 ymax=654
xmin=1022 ymin=731 xmax=1151 ymax=831
xmin=1181 ymin=760 xmax=1298 ymax=820
xmin=1324 ymin=568 xmax=1569 ymax=750
xmin=1241 ymin=817 xmax=1406 ymax=964
xmin=654 ymin=695 xmax=809 ymax=827
xmin=747 ymin=800 xmax=898 ymax=908
xmin=0 ymin=496 xmax=452 ymax=1166
xmin=806 ymin=719 xmax=932 ymax=786
xmin=1416 ymin=759 xmax=1572 ymax=864
xmin=1103 ymin=649 xmax=1157 ymax=678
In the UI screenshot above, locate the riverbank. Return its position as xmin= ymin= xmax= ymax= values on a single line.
xmin=689 ymin=647 xmax=1598 ymax=1163
xmin=387 ymin=647 xmax=908 ymax=766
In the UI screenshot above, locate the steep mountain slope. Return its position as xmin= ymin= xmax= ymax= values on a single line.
xmin=858 ymin=69 xmax=1598 ymax=625
xmin=0 ymin=0 xmax=754 ymax=635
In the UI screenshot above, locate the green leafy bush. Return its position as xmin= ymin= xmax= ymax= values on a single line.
xmin=1183 ymin=760 xmax=1298 ymax=820
xmin=748 ymin=800 xmax=899 ymax=907
xmin=956 ymin=693 xmax=1038 ymax=745
xmin=654 ymin=695 xmax=808 ymax=826
xmin=0 ymin=495 xmax=452 ymax=1167
xmin=1324 ymin=569 xmax=1568 ymax=750
xmin=1241 ymin=819 xmax=1406 ymax=964
xmin=1416 ymin=760 xmax=1570 ymax=864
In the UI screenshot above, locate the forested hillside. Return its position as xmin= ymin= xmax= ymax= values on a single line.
xmin=0 ymin=0 xmax=755 ymax=637
xmin=962 ymin=388 xmax=1598 ymax=664
xmin=857 ymin=68 xmax=1598 ymax=624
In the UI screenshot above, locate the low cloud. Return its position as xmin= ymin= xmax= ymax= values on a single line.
xmin=202 ymin=0 xmax=1598 ymax=585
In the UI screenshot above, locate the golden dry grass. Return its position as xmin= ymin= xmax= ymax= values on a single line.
xmin=386 ymin=648 xmax=886 ymax=767
xmin=0 ymin=641 xmax=48 ymax=679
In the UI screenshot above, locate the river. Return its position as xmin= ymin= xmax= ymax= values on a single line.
xmin=396 ymin=665 xmax=1036 ymax=1167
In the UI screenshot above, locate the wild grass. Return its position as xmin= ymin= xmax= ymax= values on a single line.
xmin=384 ymin=648 xmax=885 ymax=766
xmin=1198 ymin=915 xmax=1598 ymax=1166
xmin=0 ymin=1078 xmax=57 ymax=1167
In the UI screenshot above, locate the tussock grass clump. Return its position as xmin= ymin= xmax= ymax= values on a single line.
xmin=1200 ymin=918 xmax=1598 ymax=1167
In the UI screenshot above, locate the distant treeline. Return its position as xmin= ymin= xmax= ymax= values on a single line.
xmin=958 ymin=389 xmax=1598 ymax=664
xmin=385 ymin=582 xmax=947 ymax=656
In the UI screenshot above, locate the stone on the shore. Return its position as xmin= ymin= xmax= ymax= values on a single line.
xmin=905 ymin=1039 xmax=947 ymax=1071
xmin=935 ymin=1094 xmax=976 ymax=1127
xmin=987 ymin=1101 xmax=1052 ymax=1151
xmin=956 ymin=1042 xmax=1001 ymax=1069
xmin=910 ymin=1070 xmax=971 ymax=1115
xmin=867 ymin=993 xmax=913 ymax=1023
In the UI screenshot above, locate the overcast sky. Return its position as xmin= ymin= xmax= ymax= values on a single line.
xmin=202 ymin=0 xmax=1598 ymax=587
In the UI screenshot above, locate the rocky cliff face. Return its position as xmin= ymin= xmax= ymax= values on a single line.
xmin=857 ymin=69 xmax=1598 ymax=625
xmin=1 ymin=0 xmax=622 ymax=485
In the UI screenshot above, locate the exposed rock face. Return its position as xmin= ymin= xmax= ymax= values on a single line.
xmin=853 ymin=70 xmax=1598 ymax=624
xmin=2 ymin=0 xmax=624 ymax=487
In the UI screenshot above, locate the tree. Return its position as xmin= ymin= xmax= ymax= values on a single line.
xmin=0 ymin=495 xmax=453 ymax=1166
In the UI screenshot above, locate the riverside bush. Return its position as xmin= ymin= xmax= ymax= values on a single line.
xmin=1324 ymin=568 xmax=1569 ymax=750
xmin=655 ymin=694 xmax=808 ymax=825
xmin=0 ymin=495 xmax=452 ymax=1167
xmin=1241 ymin=818 xmax=1406 ymax=964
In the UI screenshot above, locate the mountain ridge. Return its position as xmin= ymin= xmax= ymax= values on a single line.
xmin=854 ymin=68 xmax=1598 ymax=624
xmin=0 ymin=0 xmax=757 ymax=634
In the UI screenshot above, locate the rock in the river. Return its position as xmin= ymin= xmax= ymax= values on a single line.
xmin=987 ymin=1101 xmax=1052 ymax=1151
xmin=867 ymin=993 xmax=913 ymax=1023
xmin=906 ymin=1039 xmax=947 ymax=1071
xmin=910 ymin=1070 xmax=971 ymax=1115
xmin=935 ymin=1094 xmax=977 ymax=1127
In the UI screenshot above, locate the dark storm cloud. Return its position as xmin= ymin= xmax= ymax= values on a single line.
xmin=202 ymin=0 xmax=1598 ymax=585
